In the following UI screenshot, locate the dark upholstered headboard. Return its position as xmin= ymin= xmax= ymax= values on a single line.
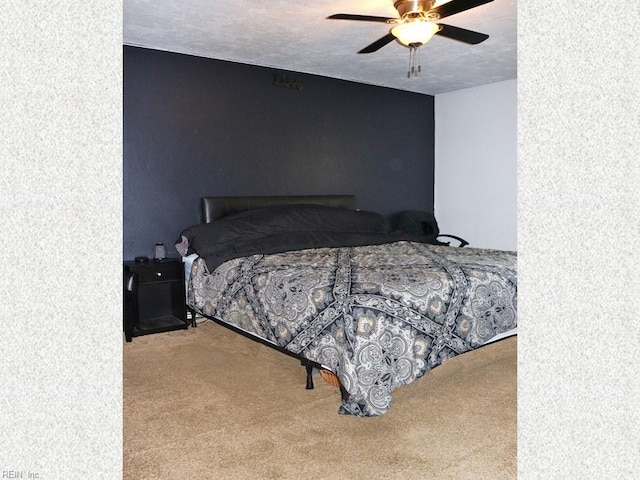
xmin=200 ymin=195 xmax=357 ymax=224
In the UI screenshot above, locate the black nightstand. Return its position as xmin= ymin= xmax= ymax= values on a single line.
xmin=123 ymin=258 xmax=189 ymax=342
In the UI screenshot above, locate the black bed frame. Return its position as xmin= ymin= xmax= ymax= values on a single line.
xmin=193 ymin=195 xmax=356 ymax=395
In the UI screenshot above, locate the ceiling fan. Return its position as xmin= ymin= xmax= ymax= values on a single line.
xmin=327 ymin=0 xmax=493 ymax=54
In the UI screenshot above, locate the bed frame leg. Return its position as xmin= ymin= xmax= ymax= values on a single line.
xmin=187 ymin=308 xmax=197 ymax=327
xmin=339 ymin=385 xmax=349 ymax=402
xmin=303 ymin=362 xmax=314 ymax=390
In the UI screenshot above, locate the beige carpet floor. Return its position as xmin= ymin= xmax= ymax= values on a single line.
xmin=124 ymin=321 xmax=516 ymax=479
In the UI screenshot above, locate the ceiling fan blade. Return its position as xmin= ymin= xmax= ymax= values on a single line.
xmin=358 ymin=33 xmax=397 ymax=53
xmin=327 ymin=13 xmax=394 ymax=23
xmin=430 ymin=0 xmax=493 ymax=20
xmin=435 ymin=23 xmax=489 ymax=44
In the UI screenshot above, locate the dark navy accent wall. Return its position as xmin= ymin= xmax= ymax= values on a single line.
xmin=124 ymin=46 xmax=435 ymax=260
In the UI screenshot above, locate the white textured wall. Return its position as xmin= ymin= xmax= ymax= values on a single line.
xmin=434 ymin=79 xmax=517 ymax=251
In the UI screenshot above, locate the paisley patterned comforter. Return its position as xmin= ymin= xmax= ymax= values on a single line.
xmin=187 ymin=240 xmax=516 ymax=416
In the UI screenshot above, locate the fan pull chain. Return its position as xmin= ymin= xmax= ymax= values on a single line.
xmin=407 ymin=44 xmax=422 ymax=78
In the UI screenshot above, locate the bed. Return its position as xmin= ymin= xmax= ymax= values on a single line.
xmin=176 ymin=195 xmax=517 ymax=417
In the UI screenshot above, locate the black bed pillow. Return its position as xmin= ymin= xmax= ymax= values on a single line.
xmin=176 ymin=204 xmax=390 ymax=257
xmin=421 ymin=221 xmax=437 ymax=236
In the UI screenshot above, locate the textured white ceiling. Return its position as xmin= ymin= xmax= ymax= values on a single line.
xmin=123 ymin=0 xmax=516 ymax=96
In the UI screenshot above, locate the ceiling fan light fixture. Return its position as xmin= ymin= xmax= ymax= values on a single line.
xmin=391 ymin=20 xmax=439 ymax=47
